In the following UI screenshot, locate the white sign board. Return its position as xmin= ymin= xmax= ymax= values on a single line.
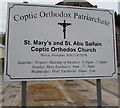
xmin=5 ymin=3 xmax=117 ymax=81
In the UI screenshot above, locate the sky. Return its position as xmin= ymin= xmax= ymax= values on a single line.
xmin=0 ymin=0 xmax=120 ymax=32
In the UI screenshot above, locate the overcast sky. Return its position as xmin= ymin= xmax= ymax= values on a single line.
xmin=0 ymin=0 xmax=120 ymax=32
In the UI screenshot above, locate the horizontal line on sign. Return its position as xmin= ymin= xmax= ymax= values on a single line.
xmin=8 ymin=75 xmax=114 ymax=79
xmin=10 ymin=3 xmax=112 ymax=13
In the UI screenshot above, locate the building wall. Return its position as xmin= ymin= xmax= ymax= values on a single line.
xmin=118 ymin=1 xmax=120 ymax=14
xmin=116 ymin=26 xmax=120 ymax=66
xmin=56 ymin=1 xmax=94 ymax=7
xmin=0 ymin=46 xmax=5 ymax=73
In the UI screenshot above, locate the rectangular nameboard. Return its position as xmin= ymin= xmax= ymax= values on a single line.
xmin=4 ymin=3 xmax=117 ymax=81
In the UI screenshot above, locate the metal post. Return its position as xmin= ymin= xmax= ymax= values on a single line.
xmin=22 ymin=2 xmax=28 ymax=108
xmin=96 ymin=79 xmax=102 ymax=107
xmin=22 ymin=81 xmax=27 ymax=108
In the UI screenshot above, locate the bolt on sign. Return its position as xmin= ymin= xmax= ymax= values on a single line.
xmin=4 ymin=3 xmax=117 ymax=81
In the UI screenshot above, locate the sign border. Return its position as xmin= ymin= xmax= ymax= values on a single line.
xmin=5 ymin=3 xmax=117 ymax=80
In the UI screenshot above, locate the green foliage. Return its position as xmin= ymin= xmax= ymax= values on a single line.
xmin=0 ymin=33 xmax=5 ymax=45
xmin=0 ymin=35 xmax=2 ymax=44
